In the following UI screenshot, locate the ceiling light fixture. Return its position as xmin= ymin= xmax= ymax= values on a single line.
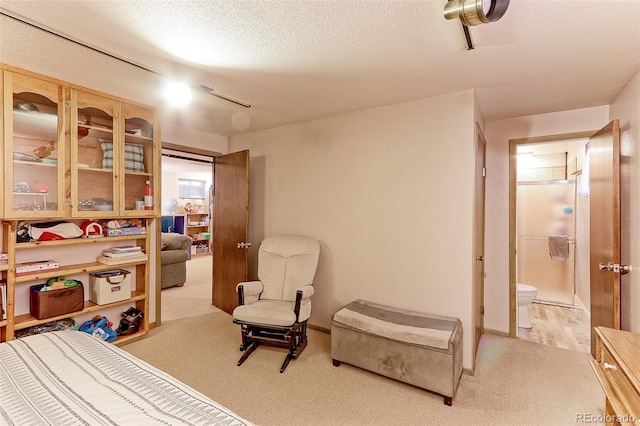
xmin=164 ymin=81 xmax=193 ymax=107
xmin=443 ymin=0 xmax=510 ymax=50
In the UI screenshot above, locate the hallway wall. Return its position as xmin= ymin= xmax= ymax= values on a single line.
xmin=610 ymin=69 xmax=640 ymax=332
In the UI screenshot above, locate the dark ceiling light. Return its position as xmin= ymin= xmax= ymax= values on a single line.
xmin=444 ymin=0 xmax=510 ymax=26
xmin=443 ymin=0 xmax=510 ymax=50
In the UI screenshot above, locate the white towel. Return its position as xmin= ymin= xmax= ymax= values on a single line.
xmin=548 ymin=235 xmax=569 ymax=262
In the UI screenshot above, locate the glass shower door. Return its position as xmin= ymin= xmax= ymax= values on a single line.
xmin=517 ymin=181 xmax=575 ymax=305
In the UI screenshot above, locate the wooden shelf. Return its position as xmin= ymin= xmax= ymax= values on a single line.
xmin=124 ymin=133 xmax=153 ymax=143
xmin=77 ymin=166 xmax=113 ymax=174
xmin=124 ymin=171 xmax=152 ymax=177
xmin=114 ymin=329 xmax=147 ymax=346
xmin=13 ymin=192 xmax=49 ymax=196
xmin=78 ymin=123 xmax=114 ymax=133
xmin=15 ymin=260 xmax=147 ymax=284
xmin=15 ymin=234 xmax=146 ymax=250
xmin=13 ymin=160 xmax=57 ymax=168
xmin=14 ymin=290 xmax=146 ymax=330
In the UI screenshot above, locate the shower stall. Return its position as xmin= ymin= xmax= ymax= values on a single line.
xmin=517 ymin=181 xmax=576 ymax=305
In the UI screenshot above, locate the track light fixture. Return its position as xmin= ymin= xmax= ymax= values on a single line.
xmin=444 ymin=0 xmax=510 ymax=26
xmin=0 ymin=8 xmax=251 ymax=109
xmin=443 ymin=0 xmax=510 ymax=50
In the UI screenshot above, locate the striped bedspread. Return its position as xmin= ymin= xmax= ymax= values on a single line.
xmin=0 ymin=331 xmax=252 ymax=425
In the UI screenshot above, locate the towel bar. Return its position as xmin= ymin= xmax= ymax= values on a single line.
xmin=520 ymin=235 xmax=574 ymax=244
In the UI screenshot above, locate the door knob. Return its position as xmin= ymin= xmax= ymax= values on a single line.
xmin=599 ymin=262 xmax=632 ymax=274
xmin=237 ymin=242 xmax=252 ymax=249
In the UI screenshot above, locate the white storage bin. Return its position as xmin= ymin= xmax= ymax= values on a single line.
xmin=89 ymin=269 xmax=131 ymax=305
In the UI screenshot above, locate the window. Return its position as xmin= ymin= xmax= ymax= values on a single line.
xmin=178 ymin=179 xmax=206 ymax=200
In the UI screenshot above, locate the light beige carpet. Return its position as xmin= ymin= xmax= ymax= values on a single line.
xmin=124 ymin=311 xmax=605 ymax=426
xmin=160 ymin=255 xmax=221 ymax=322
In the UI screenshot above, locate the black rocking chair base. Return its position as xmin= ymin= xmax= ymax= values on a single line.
xmin=237 ymin=342 xmax=258 ymax=366
xmin=234 ymin=320 xmax=309 ymax=373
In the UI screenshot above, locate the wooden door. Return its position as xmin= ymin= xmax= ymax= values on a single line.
xmin=212 ymin=150 xmax=250 ymax=314
xmin=473 ymin=126 xmax=486 ymax=361
xmin=589 ymin=120 xmax=622 ymax=356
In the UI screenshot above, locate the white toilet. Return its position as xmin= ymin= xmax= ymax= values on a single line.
xmin=517 ymin=283 xmax=538 ymax=329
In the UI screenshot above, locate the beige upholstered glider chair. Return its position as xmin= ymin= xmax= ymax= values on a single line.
xmin=232 ymin=235 xmax=320 ymax=373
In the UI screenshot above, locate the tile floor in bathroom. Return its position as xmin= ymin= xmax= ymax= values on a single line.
xmin=517 ymin=301 xmax=591 ymax=353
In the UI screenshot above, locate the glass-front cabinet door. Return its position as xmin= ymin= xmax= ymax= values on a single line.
xmin=70 ymin=89 xmax=118 ymax=217
xmin=121 ymin=103 xmax=158 ymax=217
xmin=3 ymin=71 xmax=65 ymax=219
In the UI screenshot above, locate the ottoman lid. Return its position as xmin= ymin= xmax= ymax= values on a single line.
xmin=332 ymin=299 xmax=460 ymax=350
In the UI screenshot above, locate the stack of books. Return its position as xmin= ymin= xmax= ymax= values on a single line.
xmin=16 ymin=260 xmax=60 ymax=276
xmin=97 ymin=246 xmax=147 ymax=265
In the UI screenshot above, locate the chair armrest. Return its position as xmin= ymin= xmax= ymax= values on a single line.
xmin=297 ymin=285 xmax=315 ymax=299
xmin=237 ymin=281 xmax=263 ymax=296
xmin=236 ymin=281 xmax=263 ymax=305
xmin=293 ymin=286 xmax=314 ymax=322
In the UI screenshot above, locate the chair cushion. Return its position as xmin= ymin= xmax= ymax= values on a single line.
xmin=258 ymin=235 xmax=320 ymax=302
xmin=233 ymin=300 xmax=297 ymax=326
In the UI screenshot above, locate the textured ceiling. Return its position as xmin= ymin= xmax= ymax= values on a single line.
xmin=1 ymin=0 xmax=639 ymax=138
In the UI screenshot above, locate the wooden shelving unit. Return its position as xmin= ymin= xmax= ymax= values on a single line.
xmin=186 ymin=212 xmax=210 ymax=256
xmin=0 ymin=64 xmax=160 ymax=345
xmin=3 ymin=222 xmax=152 ymax=343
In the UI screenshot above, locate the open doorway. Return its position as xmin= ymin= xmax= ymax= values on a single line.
xmin=510 ymin=134 xmax=591 ymax=353
xmin=159 ymin=147 xmax=220 ymax=323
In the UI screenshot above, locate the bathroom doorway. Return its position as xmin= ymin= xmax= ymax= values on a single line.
xmin=512 ymin=137 xmax=591 ymax=352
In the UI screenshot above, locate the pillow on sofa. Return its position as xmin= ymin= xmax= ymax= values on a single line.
xmin=161 ymin=240 xmax=168 ymax=250
xmin=99 ymin=139 xmax=145 ymax=172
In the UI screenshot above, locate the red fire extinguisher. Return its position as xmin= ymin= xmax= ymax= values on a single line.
xmin=144 ymin=180 xmax=153 ymax=210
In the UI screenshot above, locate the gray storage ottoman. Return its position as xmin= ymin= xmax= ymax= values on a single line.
xmin=331 ymin=299 xmax=463 ymax=406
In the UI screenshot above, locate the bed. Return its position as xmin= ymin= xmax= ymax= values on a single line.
xmin=0 ymin=330 xmax=252 ymax=425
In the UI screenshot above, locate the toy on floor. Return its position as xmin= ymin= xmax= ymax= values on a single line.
xmin=79 ymin=315 xmax=117 ymax=342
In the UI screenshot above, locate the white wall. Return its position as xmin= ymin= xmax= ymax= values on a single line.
xmin=484 ymin=106 xmax=610 ymax=333
xmin=162 ymin=123 xmax=228 ymax=155
xmin=229 ymin=90 xmax=478 ymax=369
xmin=610 ymin=69 xmax=640 ymax=333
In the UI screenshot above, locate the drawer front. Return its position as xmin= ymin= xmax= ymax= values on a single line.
xmin=601 ymin=348 xmax=640 ymax=420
